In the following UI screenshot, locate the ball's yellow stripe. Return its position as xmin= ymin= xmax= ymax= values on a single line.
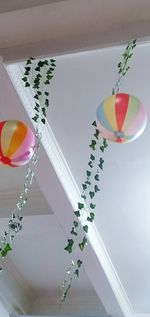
xmin=6 ymin=121 xmax=27 ymax=158
xmin=1 ymin=121 xmax=16 ymax=156
xmin=103 ymin=95 xmax=117 ymax=131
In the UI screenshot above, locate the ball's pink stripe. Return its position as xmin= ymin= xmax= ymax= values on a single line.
xmin=125 ymin=105 xmax=147 ymax=135
xmin=10 ymin=128 xmax=35 ymax=160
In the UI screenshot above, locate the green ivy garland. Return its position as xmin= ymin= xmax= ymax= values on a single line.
xmin=21 ymin=41 xmax=137 ymax=302
xmin=61 ymin=39 xmax=137 ymax=302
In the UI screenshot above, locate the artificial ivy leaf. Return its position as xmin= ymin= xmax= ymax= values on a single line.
xmin=38 ymin=61 xmax=44 ymax=67
xmin=26 ymin=59 xmax=32 ymax=65
xmin=103 ymin=139 xmax=108 ymax=148
xmin=81 ymin=195 xmax=86 ymax=200
xmin=34 ymin=94 xmax=39 ymax=100
xmin=99 ymin=158 xmax=104 ymax=170
xmin=78 ymin=202 xmax=84 ymax=210
xmin=83 ymin=225 xmax=88 ymax=233
xmin=25 ymin=66 xmax=31 ymax=71
xmin=79 ymin=237 xmax=87 ymax=251
xmin=25 ymin=82 xmax=30 ymax=87
xmin=89 ymin=140 xmax=96 ymax=150
xmin=44 ymin=80 xmax=49 ymax=84
xmin=41 ymin=118 xmax=46 ymax=124
xmin=77 ymin=259 xmax=82 ymax=267
xmin=87 ymin=212 xmax=95 ymax=222
xmin=32 ymin=116 xmax=38 ymax=122
xmin=44 ymin=60 xmax=49 ymax=65
xmin=86 ymin=170 xmax=91 ymax=177
xmin=45 ymin=91 xmax=49 ymax=96
xmin=74 ymin=210 xmax=80 ymax=217
xmin=89 ymin=191 xmax=95 ymax=199
xmin=94 ymin=174 xmax=99 ymax=181
xmin=95 ymin=185 xmax=100 ymax=192
xmin=88 ymin=161 xmax=93 ymax=168
xmin=90 ymin=212 xmax=95 ymax=220
xmin=74 ymin=269 xmax=79 ymax=277
xmin=24 ymin=70 xmax=29 ymax=76
xmin=90 ymin=154 xmax=95 ymax=161
xmin=1 ymin=244 xmax=12 ymax=258
xmin=35 ymin=66 xmax=40 ymax=72
xmin=82 ymin=183 xmax=87 ymax=191
xmin=64 ymin=239 xmax=74 ymax=254
xmin=37 ymin=91 xmax=42 ymax=95
xmin=100 ymin=145 xmax=104 ymax=152
xmin=94 ymin=129 xmax=100 ymax=140
xmin=73 ymin=221 xmax=78 ymax=228
xmin=34 ymin=106 xmax=39 ymax=113
xmin=45 ymin=99 xmax=49 ymax=106
xmin=71 ymin=227 xmax=77 ymax=236
xmin=50 ymin=59 xmax=56 ymax=63
xmin=85 ymin=180 xmax=91 ymax=185
xmin=47 ymin=75 xmax=54 ymax=80
xmin=92 ymin=120 xmax=97 ymax=127
xmin=51 ymin=63 xmax=56 ymax=67
xmin=22 ymin=77 xmax=27 ymax=82
xmin=90 ymin=203 xmax=96 ymax=209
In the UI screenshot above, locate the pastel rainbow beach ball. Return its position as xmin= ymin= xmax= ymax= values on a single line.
xmin=0 ymin=120 xmax=35 ymax=167
xmin=96 ymin=93 xmax=147 ymax=143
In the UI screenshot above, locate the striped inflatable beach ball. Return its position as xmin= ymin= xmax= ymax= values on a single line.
xmin=96 ymin=93 xmax=147 ymax=143
xmin=0 ymin=120 xmax=35 ymax=167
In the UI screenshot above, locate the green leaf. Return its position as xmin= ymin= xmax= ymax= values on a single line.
xmin=77 ymin=259 xmax=82 ymax=267
xmin=71 ymin=227 xmax=77 ymax=236
xmin=74 ymin=210 xmax=80 ymax=217
xmin=74 ymin=269 xmax=79 ymax=277
xmin=87 ymin=212 xmax=95 ymax=222
xmin=78 ymin=202 xmax=84 ymax=210
xmin=64 ymin=239 xmax=74 ymax=254
xmin=37 ymin=91 xmax=42 ymax=95
xmin=81 ymin=194 xmax=86 ymax=200
xmin=86 ymin=170 xmax=91 ymax=177
xmin=44 ymin=80 xmax=49 ymax=84
xmin=83 ymin=225 xmax=88 ymax=233
xmin=88 ymin=161 xmax=93 ymax=168
xmin=85 ymin=180 xmax=91 ymax=185
xmin=100 ymin=145 xmax=104 ymax=152
xmin=79 ymin=237 xmax=87 ymax=251
xmin=50 ymin=59 xmax=56 ymax=63
xmin=73 ymin=221 xmax=78 ymax=228
xmin=95 ymin=185 xmax=100 ymax=192
xmin=41 ymin=118 xmax=46 ymax=124
xmin=92 ymin=120 xmax=97 ymax=127
xmin=89 ymin=191 xmax=95 ymax=199
xmin=34 ymin=94 xmax=39 ymax=100
xmin=94 ymin=174 xmax=99 ymax=181
xmin=82 ymin=183 xmax=87 ymax=190
xmin=99 ymin=158 xmax=104 ymax=170
xmin=35 ymin=66 xmax=40 ymax=72
xmin=22 ymin=77 xmax=27 ymax=82
xmin=34 ymin=106 xmax=39 ymax=113
xmin=94 ymin=129 xmax=100 ymax=140
xmin=25 ymin=66 xmax=31 ymax=71
xmin=90 ymin=203 xmax=96 ymax=209
xmin=90 ymin=154 xmax=95 ymax=161
xmin=103 ymin=139 xmax=108 ymax=148
xmin=25 ymin=82 xmax=30 ymax=87
xmin=89 ymin=140 xmax=96 ymax=150
xmin=45 ymin=91 xmax=49 ymax=96
xmin=26 ymin=59 xmax=32 ymax=65
xmin=32 ymin=116 xmax=38 ymax=122
xmin=1 ymin=243 xmax=12 ymax=258
xmin=45 ymin=99 xmax=49 ymax=107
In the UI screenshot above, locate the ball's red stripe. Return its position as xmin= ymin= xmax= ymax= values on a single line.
xmin=0 ymin=121 xmax=6 ymax=157
xmin=115 ymin=93 xmax=129 ymax=131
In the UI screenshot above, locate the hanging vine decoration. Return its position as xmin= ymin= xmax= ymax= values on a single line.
xmin=0 ymin=57 xmax=56 ymax=272
xmin=61 ymin=39 xmax=137 ymax=302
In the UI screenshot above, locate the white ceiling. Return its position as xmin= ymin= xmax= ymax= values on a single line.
xmin=0 ymin=1 xmax=150 ymax=317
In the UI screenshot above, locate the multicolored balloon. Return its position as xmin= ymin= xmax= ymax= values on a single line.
xmin=96 ymin=93 xmax=147 ymax=143
xmin=0 ymin=120 xmax=35 ymax=167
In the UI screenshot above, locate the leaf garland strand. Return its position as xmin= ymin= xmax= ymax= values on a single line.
xmin=61 ymin=39 xmax=137 ymax=303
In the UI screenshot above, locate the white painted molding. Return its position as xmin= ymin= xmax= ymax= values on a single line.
xmin=6 ymin=62 xmax=141 ymax=317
